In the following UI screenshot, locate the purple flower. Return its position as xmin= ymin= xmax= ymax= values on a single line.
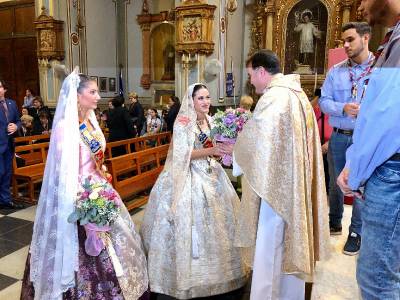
xmin=223 ymin=114 xmax=235 ymax=126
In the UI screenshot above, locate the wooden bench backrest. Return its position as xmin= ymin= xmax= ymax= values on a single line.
xmin=14 ymin=134 xmax=50 ymax=146
xmin=13 ymin=142 xmax=49 ymax=170
xmin=106 ymin=144 xmax=169 ymax=199
xmin=105 ymin=132 xmax=171 ymax=158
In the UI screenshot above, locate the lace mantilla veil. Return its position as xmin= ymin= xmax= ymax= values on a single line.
xmin=29 ymin=68 xmax=97 ymax=299
xmin=166 ymin=83 xmax=200 ymax=216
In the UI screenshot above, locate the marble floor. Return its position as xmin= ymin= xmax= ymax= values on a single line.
xmin=0 ymin=204 xmax=359 ymax=300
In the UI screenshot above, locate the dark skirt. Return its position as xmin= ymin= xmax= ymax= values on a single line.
xmin=21 ymin=226 xmax=149 ymax=300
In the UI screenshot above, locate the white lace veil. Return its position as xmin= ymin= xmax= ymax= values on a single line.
xmin=166 ymin=83 xmax=201 ymax=216
xmin=30 ymin=69 xmax=81 ymax=299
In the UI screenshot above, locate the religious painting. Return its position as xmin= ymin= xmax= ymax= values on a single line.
xmin=151 ymin=23 xmax=175 ymax=81
xmin=183 ymin=17 xmax=201 ymax=42
xmin=109 ymin=78 xmax=116 ymax=92
xmin=175 ymin=3 xmax=216 ymax=55
xmin=99 ymin=77 xmax=107 ymax=92
xmin=284 ymin=0 xmax=328 ymax=74
xmin=40 ymin=30 xmax=56 ymax=51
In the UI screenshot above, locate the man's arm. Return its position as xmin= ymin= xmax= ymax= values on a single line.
xmin=347 ymin=68 xmax=400 ymax=190
xmin=319 ymin=70 xmax=346 ymax=116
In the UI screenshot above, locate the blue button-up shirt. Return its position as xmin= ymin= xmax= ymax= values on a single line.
xmin=319 ymin=53 xmax=374 ymax=130
xmin=346 ymin=23 xmax=400 ymax=190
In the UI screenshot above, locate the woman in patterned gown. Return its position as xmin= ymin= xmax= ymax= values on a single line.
xmin=20 ymin=70 xmax=149 ymax=300
xmin=140 ymin=83 xmax=248 ymax=299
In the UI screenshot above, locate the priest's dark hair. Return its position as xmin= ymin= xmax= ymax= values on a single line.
xmin=246 ymin=49 xmax=281 ymax=75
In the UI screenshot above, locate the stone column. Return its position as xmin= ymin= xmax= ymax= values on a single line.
xmin=342 ymin=0 xmax=353 ymax=25
xmin=265 ymin=5 xmax=275 ymax=50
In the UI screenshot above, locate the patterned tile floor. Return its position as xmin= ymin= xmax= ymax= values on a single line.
xmin=0 ymin=204 xmax=358 ymax=299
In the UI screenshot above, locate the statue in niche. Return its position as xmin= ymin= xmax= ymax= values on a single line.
xmin=294 ymin=9 xmax=321 ymax=66
xmin=161 ymin=42 xmax=175 ymax=80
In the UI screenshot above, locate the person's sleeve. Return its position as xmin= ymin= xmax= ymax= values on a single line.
xmin=347 ymin=68 xmax=400 ymax=189
xmin=319 ymin=70 xmax=346 ymax=116
xmin=232 ymin=153 xmax=243 ymax=177
xmin=13 ymin=102 xmax=21 ymax=129
xmin=123 ymin=110 xmax=135 ymax=136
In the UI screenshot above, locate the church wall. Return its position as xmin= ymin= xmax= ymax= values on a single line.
xmin=152 ymin=0 xmax=174 ymax=13
xmin=172 ymin=0 xmax=247 ymax=107
xmin=241 ymin=2 xmax=253 ymax=96
xmin=86 ymin=0 xmax=118 ymax=100
xmin=126 ymin=0 xmax=153 ymax=106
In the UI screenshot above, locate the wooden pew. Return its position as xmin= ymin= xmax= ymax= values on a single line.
xmin=105 ymin=132 xmax=171 ymax=159
xmin=14 ymin=134 xmax=50 ymax=146
xmin=12 ymin=142 xmax=49 ymax=203
xmin=106 ymin=144 xmax=169 ymax=211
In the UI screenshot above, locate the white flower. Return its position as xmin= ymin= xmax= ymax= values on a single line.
xmin=89 ymin=191 xmax=99 ymax=200
xmin=92 ymin=187 xmax=102 ymax=194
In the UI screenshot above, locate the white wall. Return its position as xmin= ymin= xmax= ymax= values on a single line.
xmin=86 ymin=0 xmax=118 ymax=99
xmin=126 ymin=0 xmax=151 ymax=102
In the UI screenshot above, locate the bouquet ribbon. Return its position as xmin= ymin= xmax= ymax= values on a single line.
xmin=84 ymin=223 xmax=110 ymax=256
xmin=84 ymin=223 xmax=124 ymax=277
xmin=215 ymin=134 xmax=236 ymax=166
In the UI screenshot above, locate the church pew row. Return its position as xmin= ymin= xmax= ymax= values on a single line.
xmin=105 ymin=132 xmax=171 ymax=159
xmin=12 ymin=142 xmax=49 ymax=203
xmin=105 ymin=144 xmax=169 ymax=211
xmin=12 ymin=138 xmax=171 ymax=206
xmin=14 ymin=133 xmax=50 ymax=146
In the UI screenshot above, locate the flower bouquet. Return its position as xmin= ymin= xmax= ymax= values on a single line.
xmin=68 ymin=176 xmax=121 ymax=257
xmin=210 ymin=107 xmax=251 ymax=166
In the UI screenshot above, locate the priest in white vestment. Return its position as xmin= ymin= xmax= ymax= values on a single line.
xmin=231 ymin=50 xmax=330 ymax=300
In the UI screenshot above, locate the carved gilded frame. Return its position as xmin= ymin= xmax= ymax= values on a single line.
xmin=274 ymin=0 xmax=342 ymax=74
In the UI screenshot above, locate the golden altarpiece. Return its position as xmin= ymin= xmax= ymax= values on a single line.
xmin=250 ymin=0 xmax=364 ymax=96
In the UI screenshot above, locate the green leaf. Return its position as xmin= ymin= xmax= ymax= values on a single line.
xmin=67 ymin=211 xmax=79 ymax=223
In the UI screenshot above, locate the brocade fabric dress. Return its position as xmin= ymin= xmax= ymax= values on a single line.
xmin=21 ymin=128 xmax=149 ymax=300
xmin=140 ymin=121 xmax=248 ymax=299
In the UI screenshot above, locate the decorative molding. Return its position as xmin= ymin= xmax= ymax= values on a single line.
xmin=175 ymin=3 xmax=217 ymax=55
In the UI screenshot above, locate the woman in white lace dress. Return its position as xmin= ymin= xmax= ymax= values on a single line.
xmin=140 ymin=83 xmax=248 ymax=299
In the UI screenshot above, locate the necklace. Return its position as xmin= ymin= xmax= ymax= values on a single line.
xmin=347 ymin=53 xmax=375 ymax=103
xmin=196 ymin=118 xmax=214 ymax=173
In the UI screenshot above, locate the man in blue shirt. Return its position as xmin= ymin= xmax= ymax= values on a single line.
xmin=0 ymin=79 xmax=22 ymax=209
xmin=319 ymin=22 xmax=373 ymax=255
xmin=337 ymin=0 xmax=400 ymax=298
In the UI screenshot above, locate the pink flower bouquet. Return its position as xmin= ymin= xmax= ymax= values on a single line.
xmin=211 ymin=107 xmax=251 ymax=166
xmin=68 ymin=176 xmax=121 ymax=256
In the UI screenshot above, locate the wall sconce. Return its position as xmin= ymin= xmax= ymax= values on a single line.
xmin=182 ymin=52 xmax=198 ymax=69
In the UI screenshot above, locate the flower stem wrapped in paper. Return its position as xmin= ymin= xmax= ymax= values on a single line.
xmin=68 ymin=176 xmax=121 ymax=257
xmin=211 ymin=108 xmax=251 ymax=166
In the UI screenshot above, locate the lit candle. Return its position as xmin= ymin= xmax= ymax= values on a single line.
xmin=314 ymin=71 xmax=318 ymax=91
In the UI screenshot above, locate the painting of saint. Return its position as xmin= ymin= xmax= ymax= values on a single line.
xmin=294 ymin=9 xmax=321 ymax=65
xmin=284 ymin=0 xmax=328 ymax=74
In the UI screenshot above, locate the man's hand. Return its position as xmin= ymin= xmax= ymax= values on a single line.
xmin=321 ymin=141 xmax=329 ymax=155
xmin=343 ymin=103 xmax=360 ymax=118
xmin=7 ymin=123 xmax=17 ymax=135
xmin=337 ymin=168 xmax=353 ymax=196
